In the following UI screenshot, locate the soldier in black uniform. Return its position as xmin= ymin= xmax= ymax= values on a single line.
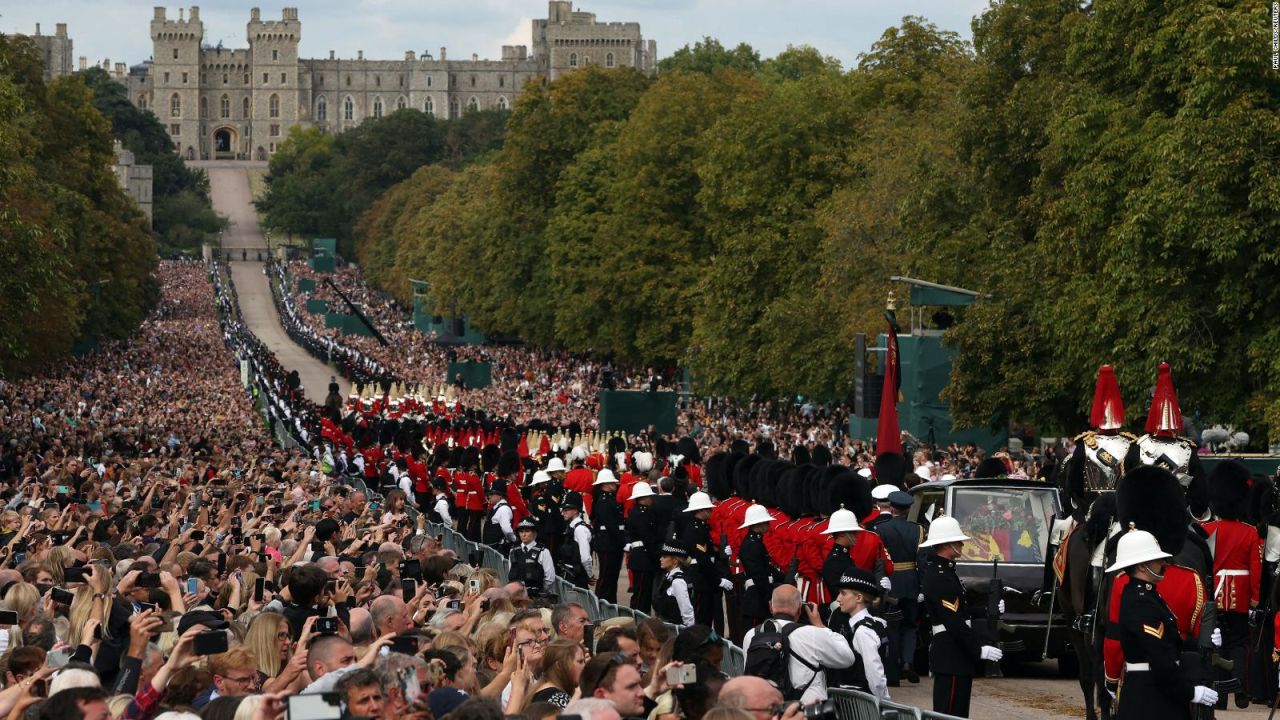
xmin=653 ymin=541 xmax=696 ymax=627
xmin=626 ymin=483 xmax=661 ymax=613
xmin=508 ymin=518 xmax=556 ymax=598
xmin=821 ymin=508 xmax=862 ymax=605
xmin=681 ymin=491 xmax=730 ymax=629
xmin=739 ymin=503 xmax=781 ymax=629
xmin=591 ymin=470 xmax=626 ymax=603
xmin=919 ymin=516 xmax=1003 ymax=718
xmin=1108 ymin=528 xmax=1218 ymax=719
xmin=559 ymin=490 xmax=593 ymax=588
xmin=876 ymin=490 xmax=924 ymax=684
xmin=529 ymin=471 xmax=565 ymax=555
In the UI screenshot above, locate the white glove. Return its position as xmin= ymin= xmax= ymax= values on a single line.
xmin=720 ymin=579 xmax=734 ymax=591
xmin=1210 ymin=627 xmax=1222 ymax=648
xmin=979 ymin=645 xmax=1003 ymax=662
xmin=918 ymin=593 xmax=925 ymax=603
xmin=1192 ymin=686 xmax=1219 ymax=706
xmin=998 ymin=599 xmax=1005 ymax=614
xmin=880 ymin=576 xmax=892 ymax=590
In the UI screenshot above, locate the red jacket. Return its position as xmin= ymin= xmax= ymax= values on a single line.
xmin=1202 ymin=519 xmax=1262 ymax=613
xmin=1104 ymin=565 xmax=1204 ymax=682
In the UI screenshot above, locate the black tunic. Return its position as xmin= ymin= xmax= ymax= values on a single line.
xmin=921 ymin=553 xmax=982 ymax=676
xmin=740 ymin=530 xmax=779 ymax=618
xmin=1115 ymin=579 xmax=1194 ymax=720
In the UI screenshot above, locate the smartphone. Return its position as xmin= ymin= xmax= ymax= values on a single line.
xmin=314 ymin=616 xmax=339 ymax=635
xmin=63 ymin=567 xmax=88 ymax=583
xmin=93 ymin=624 xmax=103 ymax=640
xmin=51 ymin=587 xmax=75 ymax=604
xmin=136 ymin=572 xmax=161 ymax=589
xmin=136 ymin=602 xmax=158 ymax=613
xmin=231 ymin=517 xmax=241 ymax=528
xmin=354 ymin=565 xmax=366 ymax=578
xmin=190 ymin=543 xmax=205 ymax=555
xmin=666 ymin=664 xmax=698 ymax=686
xmin=311 ymin=500 xmax=321 ymax=512
xmin=254 ymin=577 xmax=266 ymax=602
xmin=187 ymin=577 xmax=200 ymax=594
xmin=193 ymin=629 xmax=229 ymax=656
xmin=398 ymin=559 xmax=421 ymax=579
xmin=287 ymin=693 xmax=343 ymax=720
xmin=0 ymin=611 xmax=18 ymax=626
xmin=56 ymin=486 xmax=68 ymax=495
xmin=389 ymin=634 xmax=420 ymax=655
xmin=217 ymin=553 xmax=227 ymax=574
xmin=324 ymin=580 xmax=337 ymax=596
xmin=151 ymin=498 xmax=164 ymax=510
xmin=402 ymin=578 xmax=417 ymax=601
xmin=446 ymin=599 xmax=461 ymax=611
xmin=50 ymin=533 xmax=68 ymax=546
xmin=583 ymin=623 xmax=594 ymax=652
xmin=190 ymin=530 xmax=206 ymax=542
xmin=258 ymin=552 xmax=271 ymax=563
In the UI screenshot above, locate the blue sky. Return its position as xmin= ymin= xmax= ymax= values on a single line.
xmin=3 ymin=1 xmax=991 ymax=71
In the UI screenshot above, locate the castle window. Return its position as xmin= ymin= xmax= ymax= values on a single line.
xmin=450 ymin=74 xmax=456 ymax=88
xmin=270 ymin=124 xmax=280 ymax=137
xmin=199 ymin=96 xmax=207 ymax=118
xmin=424 ymin=97 xmax=434 ymax=116
xmin=396 ymin=96 xmax=407 ymax=111
xmin=170 ymin=93 xmax=181 ymax=117
xmin=569 ymin=53 xmax=578 ymax=67
xmin=399 ymin=75 xmax=404 ymax=87
xmin=243 ymin=97 xmax=250 ymax=117
xmin=318 ymin=75 xmax=324 ymax=87
xmin=244 ymin=73 xmax=250 ymax=84
xmin=263 ymin=73 xmax=269 ymax=84
xmin=467 ymin=96 xmax=478 ymax=113
xmin=375 ymin=76 xmax=381 ymax=87
xmin=499 ymin=76 xmax=505 ymax=88
xmin=272 ymin=49 xmax=279 ymax=61
xmin=373 ymin=97 xmax=383 ymax=118
xmin=606 ymin=52 xmax=615 ymax=68
xmin=316 ymin=96 xmax=327 ymax=121
xmin=344 ymin=96 xmax=354 ymax=120
xmin=497 ymin=96 xmax=508 ymax=111
xmin=449 ymin=99 xmax=459 ymax=119
xmin=223 ymin=73 xmax=228 ymax=84
xmin=164 ymin=72 xmax=170 ymax=84
xmin=138 ymin=94 xmax=147 ymax=110
xmin=220 ymin=94 xmax=230 ymax=118
xmin=281 ymin=73 xmax=286 ymax=83
xmin=426 ymin=76 xmax=432 ymax=88
xmin=182 ymin=71 xmax=188 ymax=84
xmin=470 ymin=75 xmax=476 ymax=87
xmin=173 ymin=48 xmax=179 ymax=60
xmin=169 ymin=123 xmax=180 ymax=136
xmin=346 ymin=75 xmax=351 ymax=86
xmin=269 ymin=93 xmax=280 ymax=118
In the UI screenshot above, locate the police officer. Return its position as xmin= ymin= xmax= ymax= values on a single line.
xmin=877 ymin=490 xmax=923 ymax=684
xmin=1108 ymin=528 xmax=1219 ymax=719
xmin=920 ymin=516 xmax=1003 ymax=718
xmin=482 ymin=481 xmax=516 ymax=550
xmin=831 ymin=568 xmax=890 ymax=700
xmin=626 ymin=482 xmax=661 ymax=612
xmin=591 ymin=469 xmax=626 ymax=604
xmin=681 ymin=491 xmax=733 ymax=629
xmin=559 ymin=490 xmax=593 ymax=588
xmin=509 ymin=518 xmax=556 ymax=598
xmin=428 ymin=479 xmax=454 ymax=529
xmin=653 ymin=541 xmax=696 ymax=627
xmin=739 ymin=503 xmax=781 ymax=629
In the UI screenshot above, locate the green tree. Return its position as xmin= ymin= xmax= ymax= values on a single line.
xmin=659 ymin=37 xmax=762 ymax=75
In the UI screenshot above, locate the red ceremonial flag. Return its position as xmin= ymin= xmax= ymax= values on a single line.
xmin=877 ymin=322 xmax=903 ymax=455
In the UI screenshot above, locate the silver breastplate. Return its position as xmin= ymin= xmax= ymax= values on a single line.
xmin=1134 ymin=434 xmax=1195 ymax=487
xmin=1080 ymin=432 xmax=1133 ymax=492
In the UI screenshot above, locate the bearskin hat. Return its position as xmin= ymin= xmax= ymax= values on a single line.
xmin=677 ymin=437 xmax=701 ymax=464
xmin=608 ymin=436 xmax=627 ymax=455
xmin=787 ymin=465 xmax=814 ymax=517
xmin=1250 ymin=475 xmax=1277 ymax=526
xmin=705 ymin=452 xmax=730 ymax=500
xmin=974 ymin=457 xmax=1009 ymax=480
xmin=734 ymin=454 xmax=761 ymax=500
xmin=757 ymin=438 xmax=777 ymax=459
xmin=1186 ymin=453 xmax=1210 ymax=519
xmin=811 ymin=444 xmax=832 ymax=468
xmin=1209 ymin=460 xmax=1251 ymax=521
xmin=1118 ymin=465 xmax=1188 ymax=556
xmin=723 ymin=452 xmax=747 ymax=499
xmin=873 ymin=452 xmax=908 ymax=490
xmin=461 ymin=446 xmax=480 ymax=470
xmin=812 ymin=465 xmax=845 ymax=516
xmin=765 ymin=460 xmax=791 ymax=511
xmin=823 ymin=466 xmax=873 ymax=519
xmin=748 ymin=459 xmax=773 ymax=506
xmin=497 ymin=451 xmax=522 ymax=478
xmin=777 ymin=465 xmax=800 ymax=517
xmin=792 ymin=445 xmax=811 ymax=467
xmin=481 ymin=445 xmax=501 ymax=473
xmin=500 ymin=427 xmax=520 ymax=452
xmin=448 ymin=446 xmax=465 ymax=468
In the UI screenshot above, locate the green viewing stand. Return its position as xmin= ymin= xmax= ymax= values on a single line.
xmin=297 ymin=278 xmax=316 ymax=294
xmin=599 ymin=390 xmax=677 ymax=435
xmin=446 ymin=361 xmax=492 ymax=389
xmin=305 ymin=299 xmax=328 ymax=314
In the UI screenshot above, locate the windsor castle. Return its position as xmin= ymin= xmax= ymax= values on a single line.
xmin=123 ymin=3 xmax=656 ymax=161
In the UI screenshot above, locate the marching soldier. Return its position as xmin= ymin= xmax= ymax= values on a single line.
xmin=626 ymin=482 xmax=660 ymax=613
xmin=920 ymin=516 xmax=1003 ymax=718
xmin=559 ymin=490 xmax=593 ymax=588
xmin=1109 ymin=527 xmax=1219 ymax=718
xmin=681 ymin=491 xmax=732 ymax=630
xmin=509 ymin=517 xmax=556 ymax=598
xmin=591 ymin=469 xmax=626 ymax=604
xmin=739 ymin=503 xmax=781 ymax=630
xmin=877 ymin=490 xmax=924 ymax=684
xmin=1203 ymin=460 xmax=1263 ymax=709
xmin=529 ymin=470 xmax=565 ymax=554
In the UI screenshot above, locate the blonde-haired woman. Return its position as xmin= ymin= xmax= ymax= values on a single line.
xmin=65 ymin=566 xmax=111 ymax=648
xmin=2 ymin=583 xmax=40 ymax=625
xmin=243 ymin=612 xmax=291 ymax=680
xmin=527 ymin=638 xmax=586 ymax=709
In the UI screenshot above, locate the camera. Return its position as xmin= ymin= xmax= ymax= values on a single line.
xmin=771 ymin=700 xmax=836 ymax=720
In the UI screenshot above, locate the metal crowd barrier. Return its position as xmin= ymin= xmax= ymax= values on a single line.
xmin=828 ymin=689 xmax=963 ymax=720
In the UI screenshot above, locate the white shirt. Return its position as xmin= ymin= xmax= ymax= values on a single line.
xmin=664 ymin=569 xmax=695 ymax=627
xmin=516 ymin=540 xmax=557 ymax=594
xmin=848 ymin=608 xmax=889 ymax=700
xmin=491 ymin=503 xmax=516 ymax=542
xmin=570 ymin=518 xmax=593 ymax=576
xmin=742 ymin=617 xmax=855 ymax=704
xmin=398 ymin=474 xmax=414 ymax=497
xmin=434 ymin=494 xmax=453 ymax=527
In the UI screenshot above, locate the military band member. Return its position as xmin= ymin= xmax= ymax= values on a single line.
xmin=626 ymin=482 xmax=660 ymax=613
xmin=654 ymin=541 xmax=696 ymax=627
xmin=509 ymin=517 xmax=556 ymax=598
xmin=920 ymin=516 xmax=1002 ymax=718
xmin=1108 ymin=528 xmax=1219 ymax=719
xmin=559 ymin=490 xmax=593 ymax=588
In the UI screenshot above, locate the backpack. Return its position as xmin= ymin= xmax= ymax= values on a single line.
xmin=744 ymin=620 xmax=820 ymax=701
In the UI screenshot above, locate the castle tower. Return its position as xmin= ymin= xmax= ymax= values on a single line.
xmin=246 ymin=7 xmax=301 ymax=160
xmin=150 ymin=7 xmax=203 ymax=160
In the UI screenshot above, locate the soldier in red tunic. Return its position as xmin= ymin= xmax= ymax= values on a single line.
xmin=1203 ymin=460 xmax=1263 ymax=708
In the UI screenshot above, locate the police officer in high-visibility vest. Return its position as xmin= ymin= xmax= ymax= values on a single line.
xmin=482 ymin=481 xmax=516 ymax=550
xmin=1108 ymin=527 xmax=1219 ymax=719
xmin=653 ymin=540 xmax=696 ymax=627
xmin=509 ymin=517 xmax=556 ymax=598
xmin=559 ymin=490 xmax=593 ymax=588
xmin=919 ymin=516 xmax=1002 ymax=718
xmin=832 ymin=567 xmax=890 ymax=700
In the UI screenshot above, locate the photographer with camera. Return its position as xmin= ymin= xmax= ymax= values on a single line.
xmin=741 ymin=584 xmax=854 ymax=705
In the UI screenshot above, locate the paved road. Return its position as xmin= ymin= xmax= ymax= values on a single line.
xmin=191 ymin=160 xmax=270 ymax=252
